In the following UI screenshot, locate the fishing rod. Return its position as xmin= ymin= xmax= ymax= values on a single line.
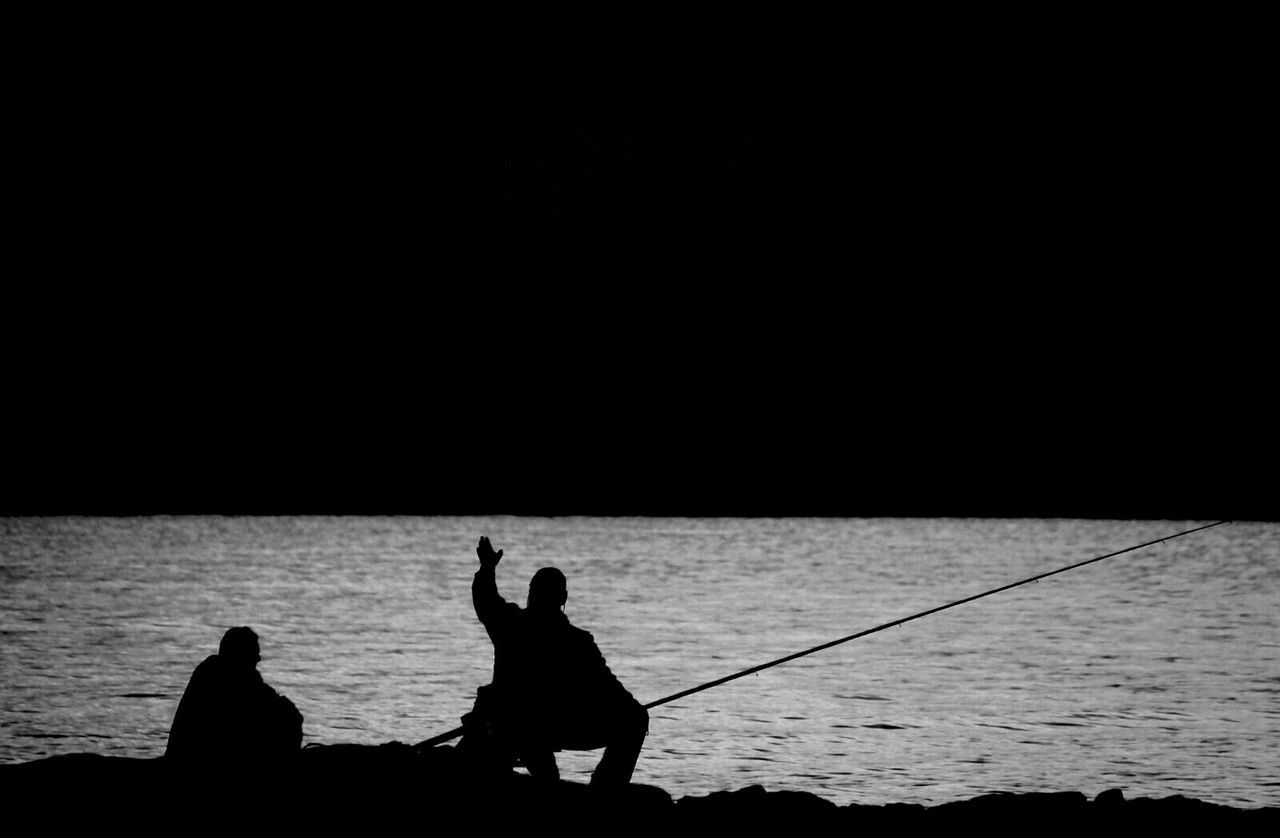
xmin=415 ymin=520 xmax=1229 ymax=749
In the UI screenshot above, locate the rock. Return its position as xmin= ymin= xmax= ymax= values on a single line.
xmin=931 ymin=790 xmax=1089 ymax=823
xmin=676 ymin=784 xmax=842 ymax=829
xmin=1 ymin=749 xmax=1274 ymax=835
xmin=1094 ymin=788 xmax=1126 ymax=808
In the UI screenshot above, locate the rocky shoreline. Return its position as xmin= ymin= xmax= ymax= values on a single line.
xmin=3 ymin=743 xmax=1274 ymax=834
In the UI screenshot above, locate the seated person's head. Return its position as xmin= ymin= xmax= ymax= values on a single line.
xmin=527 ymin=567 xmax=567 ymax=613
xmin=219 ymin=626 xmax=261 ymax=669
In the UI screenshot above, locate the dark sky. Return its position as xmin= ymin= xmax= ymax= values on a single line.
xmin=6 ymin=11 xmax=1270 ymax=520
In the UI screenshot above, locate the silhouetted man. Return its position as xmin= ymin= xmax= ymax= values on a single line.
xmin=461 ymin=536 xmax=648 ymax=787
xmin=165 ymin=626 xmax=303 ymax=764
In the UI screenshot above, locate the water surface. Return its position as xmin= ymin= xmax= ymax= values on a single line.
xmin=1 ymin=516 xmax=1276 ymax=807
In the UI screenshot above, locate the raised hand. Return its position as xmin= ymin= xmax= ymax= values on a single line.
xmin=476 ymin=536 xmax=503 ymax=569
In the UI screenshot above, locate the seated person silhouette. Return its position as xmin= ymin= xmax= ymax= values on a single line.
xmin=165 ymin=626 xmax=303 ymax=764
xmin=459 ymin=537 xmax=648 ymax=788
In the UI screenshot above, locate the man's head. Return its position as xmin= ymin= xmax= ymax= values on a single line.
xmin=219 ymin=626 xmax=261 ymax=669
xmin=527 ymin=567 xmax=567 ymax=614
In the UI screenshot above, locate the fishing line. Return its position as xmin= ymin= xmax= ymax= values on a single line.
xmin=416 ymin=520 xmax=1230 ymax=748
xmin=642 ymin=520 xmax=1230 ymax=711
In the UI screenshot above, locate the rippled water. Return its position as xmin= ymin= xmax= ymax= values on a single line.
xmin=1 ymin=517 xmax=1276 ymax=807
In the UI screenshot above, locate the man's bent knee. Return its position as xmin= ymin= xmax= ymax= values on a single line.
xmin=631 ymin=704 xmax=650 ymax=737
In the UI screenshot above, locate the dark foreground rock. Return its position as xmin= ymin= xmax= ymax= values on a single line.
xmin=1 ymin=744 xmax=1274 ymax=835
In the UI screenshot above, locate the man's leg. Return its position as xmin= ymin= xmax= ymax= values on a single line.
xmin=456 ymin=686 xmax=516 ymax=775
xmin=589 ymin=705 xmax=649 ymax=788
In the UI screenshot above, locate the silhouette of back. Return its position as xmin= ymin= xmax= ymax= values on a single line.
xmin=165 ymin=626 xmax=303 ymax=764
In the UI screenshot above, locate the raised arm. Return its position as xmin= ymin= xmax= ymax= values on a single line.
xmin=472 ymin=536 xmax=517 ymax=630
